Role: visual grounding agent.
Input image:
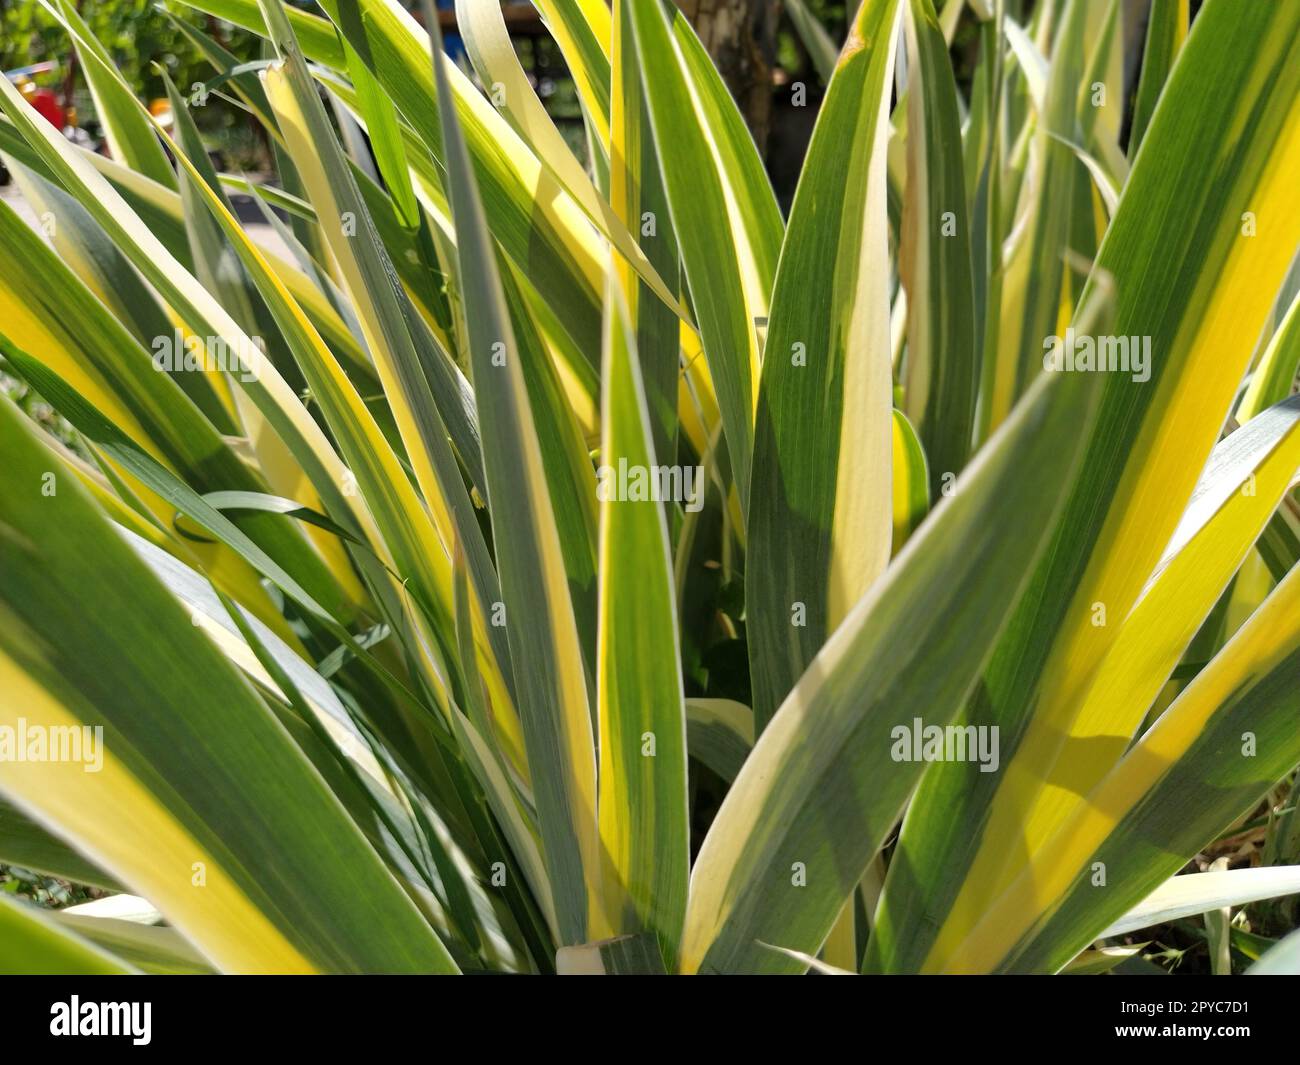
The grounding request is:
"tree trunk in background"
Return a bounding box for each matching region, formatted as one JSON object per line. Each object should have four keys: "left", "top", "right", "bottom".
{"left": 675, "top": 0, "right": 780, "bottom": 154}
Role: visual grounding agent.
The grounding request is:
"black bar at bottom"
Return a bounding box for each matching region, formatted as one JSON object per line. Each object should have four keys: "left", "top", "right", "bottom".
{"left": 0, "top": 972, "right": 1296, "bottom": 1052}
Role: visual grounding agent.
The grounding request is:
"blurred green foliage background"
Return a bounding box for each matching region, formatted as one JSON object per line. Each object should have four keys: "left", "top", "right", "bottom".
{"left": 0, "top": 0, "right": 254, "bottom": 103}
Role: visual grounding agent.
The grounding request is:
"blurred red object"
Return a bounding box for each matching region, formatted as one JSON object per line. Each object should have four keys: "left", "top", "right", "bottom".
{"left": 25, "top": 86, "right": 66, "bottom": 129}
{"left": 14, "top": 78, "right": 66, "bottom": 130}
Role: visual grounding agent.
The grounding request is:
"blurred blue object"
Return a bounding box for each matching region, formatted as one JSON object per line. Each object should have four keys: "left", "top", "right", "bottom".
{"left": 435, "top": 0, "right": 467, "bottom": 62}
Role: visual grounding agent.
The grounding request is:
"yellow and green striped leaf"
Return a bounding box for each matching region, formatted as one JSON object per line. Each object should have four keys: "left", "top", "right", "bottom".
{"left": 527, "top": 0, "right": 612, "bottom": 182}
{"left": 942, "top": 560, "right": 1300, "bottom": 972}
{"left": 422, "top": 1, "right": 600, "bottom": 947}
{"left": 455, "top": 0, "right": 683, "bottom": 327}
{"left": 966, "top": 395, "right": 1300, "bottom": 885}
{"left": 1239, "top": 287, "right": 1300, "bottom": 422}
{"left": 595, "top": 272, "right": 689, "bottom": 963}
{"left": 746, "top": 0, "right": 900, "bottom": 730}
{"left": 184, "top": 0, "right": 609, "bottom": 361}
{"left": 0, "top": 67, "right": 368, "bottom": 587}
{"left": 1128, "top": 0, "right": 1188, "bottom": 160}
{"left": 891, "top": 409, "right": 930, "bottom": 549}
{"left": 869, "top": 0, "right": 1300, "bottom": 973}
{"left": 899, "top": 0, "right": 978, "bottom": 494}
{"left": 609, "top": 0, "right": 682, "bottom": 468}
{"left": 680, "top": 363, "right": 1101, "bottom": 974}
{"left": 256, "top": 0, "right": 521, "bottom": 716}
{"left": 44, "top": 0, "right": 175, "bottom": 189}
{"left": 627, "top": 0, "right": 782, "bottom": 516}
{"left": 0, "top": 394, "right": 457, "bottom": 973}
{"left": 0, "top": 895, "right": 135, "bottom": 976}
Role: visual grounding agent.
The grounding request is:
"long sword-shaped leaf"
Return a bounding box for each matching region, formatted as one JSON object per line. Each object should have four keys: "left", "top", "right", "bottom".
{"left": 869, "top": 0, "right": 1300, "bottom": 974}
{"left": 968, "top": 3, "right": 1006, "bottom": 446}
{"left": 529, "top": 0, "right": 612, "bottom": 157}
{"left": 0, "top": 114, "right": 191, "bottom": 261}
{"left": 746, "top": 0, "right": 900, "bottom": 731}
{"left": 44, "top": 0, "right": 174, "bottom": 188}
{"left": 609, "top": 0, "right": 681, "bottom": 468}
{"left": 0, "top": 395, "right": 456, "bottom": 974}
{"left": 1100, "top": 867, "right": 1300, "bottom": 939}
{"left": 455, "top": 0, "right": 683, "bottom": 326}
{"left": 942, "top": 560, "right": 1300, "bottom": 972}
{"left": 335, "top": 0, "right": 420, "bottom": 227}
{"left": 900, "top": 0, "right": 978, "bottom": 496}
{"left": 991, "top": 0, "right": 1088, "bottom": 420}
{"left": 965, "top": 395, "right": 1300, "bottom": 882}
{"left": 498, "top": 261, "right": 601, "bottom": 669}
{"left": 680, "top": 362, "right": 1101, "bottom": 974}
{"left": 142, "top": 30, "right": 523, "bottom": 764}
{"left": 0, "top": 186, "right": 360, "bottom": 629}
{"left": 0, "top": 69, "right": 369, "bottom": 572}
{"left": 1239, "top": 287, "right": 1300, "bottom": 422}
{"left": 1127, "top": 0, "right": 1188, "bottom": 161}
{"left": 7, "top": 160, "right": 233, "bottom": 432}
{"left": 627, "top": 0, "right": 778, "bottom": 516}
{"left": 420, "top": 0, "right": 599, "bottom": 946}
{"left": 595, "top": 273, "right": 689, "bottom": 964}
{"left": 669, "top": 11, "right": 784, "bottom": 298}
{"left": 161, "top": 70, "right": 371, "bottom": 610}
{"left": 256, "top": 0, "right": 522, "bottom": 715}
{"left": 47, "top": 21, "right": 362, "bottom": 606}
{"left": 184, "top": 0, "right": 609, "bottom": 361}
{"left": 0, "top": 895, "right": 134, "bottom": 976}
